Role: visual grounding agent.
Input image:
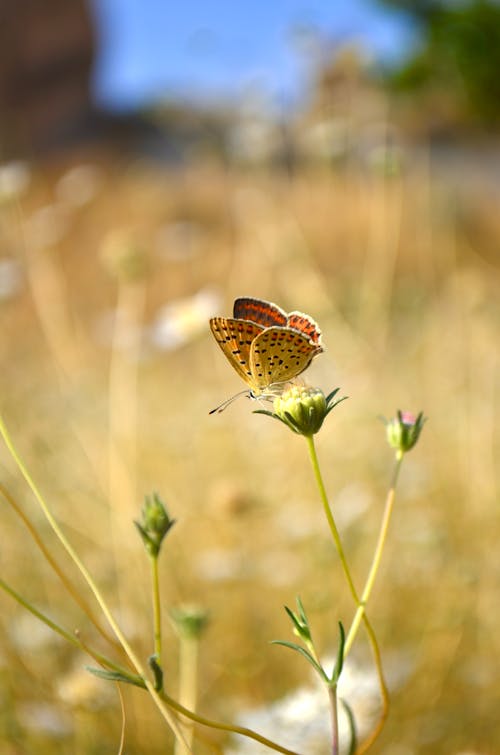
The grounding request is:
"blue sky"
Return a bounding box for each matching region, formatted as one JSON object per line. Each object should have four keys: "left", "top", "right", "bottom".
{"left": 90, "top": 0, "right": 413, "bottom": 111}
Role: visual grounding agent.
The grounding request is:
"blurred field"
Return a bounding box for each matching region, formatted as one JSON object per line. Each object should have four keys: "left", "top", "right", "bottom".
{"left": 0, "top": 149, "right": 499, "bottom": 754}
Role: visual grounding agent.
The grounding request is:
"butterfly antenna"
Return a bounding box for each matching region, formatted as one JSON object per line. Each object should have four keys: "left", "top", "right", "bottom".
{"left": 209, "top": 390, "right": 251, "bottom": 415}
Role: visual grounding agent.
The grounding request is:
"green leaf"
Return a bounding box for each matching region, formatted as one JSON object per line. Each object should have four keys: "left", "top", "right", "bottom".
{"left": 270, "top": 640, "right": 327, "bottom": 680}
{"left": 295, "top": 596, "right": 308, "bottom": 625}
{"left": 86, "top": 666, "right": 146, "bottom": 689}
{"left": 340, "top": 698, "right": 357, "bottom": 755}
{"left": 148, "top": 654, "right": 163, "bottom": 691}
{"left": 325, "top": 388, "right": 341, "bottom": 404}
{"left": 252, "top": 409, "right": 277, "bottom": 418}
{"left": 284, "top": 600, "right": 312, "bottom": 643}
{"left": 252, "top": 410, "right": 292, "bottom": 429}
{"left": 330, "top": 621, "right": 345, "bottom": 684}
{"left": 284, "top": 605, "right": 302, "bottom": 632}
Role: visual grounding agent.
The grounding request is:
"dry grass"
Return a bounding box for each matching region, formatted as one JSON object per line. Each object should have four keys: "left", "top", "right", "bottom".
{"left": 0, "top": 149, "right": 499, "bottom": 754}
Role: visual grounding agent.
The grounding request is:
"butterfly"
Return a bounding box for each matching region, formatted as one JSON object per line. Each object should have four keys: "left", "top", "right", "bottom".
{"left": 209, "top": 297, "right": 323, "bottom": 412}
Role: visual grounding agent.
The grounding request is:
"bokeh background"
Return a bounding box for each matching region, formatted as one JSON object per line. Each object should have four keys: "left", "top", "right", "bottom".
{"left": 0, "top": 1, "right": 499, "bottom": 753}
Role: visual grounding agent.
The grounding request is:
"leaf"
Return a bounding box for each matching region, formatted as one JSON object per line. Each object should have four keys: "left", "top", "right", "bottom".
{"left": 340, "top": 698, "right": 357, "bottom": 755}
{"left": 86, "top": 666, "right": 146, "bottom": 689}
{"left": 252, "top": 410, "right": 292, "bottom": 429}
{"left": 325, "top": 388, "right": 340, "bottom": 404}
{"left": 284, "top": 605, "right": 302, "bottom": 632}
{"left": 330, "top": 621, "right": 346, "bottom": 684}
{"left": 148, "top": 654, "right": 163, "bottom": 692}
{"left": 252, "top": 410, "right": 276, "bottom": 418}
{"left": 295, "top": 596, "right": 308, "bottom": 625}
{"left": 270, "top": 640, "right": 328, "bottom": 680}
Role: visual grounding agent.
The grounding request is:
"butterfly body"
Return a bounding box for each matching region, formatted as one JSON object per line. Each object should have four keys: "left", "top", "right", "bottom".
{"left": 210, "top": 297, "right": 323, "bottom": 398}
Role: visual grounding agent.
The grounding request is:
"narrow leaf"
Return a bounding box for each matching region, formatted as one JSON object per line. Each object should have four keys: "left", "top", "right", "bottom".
{"left": 330, "top": 621, "right": 346, "bottom": 683}
{"left": 271, "top": 640, "right": 327, "bottom": 679}
{"left": 295, "top": 596, "right": 308, "bottom": 625}
{"left": 284, "top": 605, "right": 302, "bottom": 632}
{"left": 340, "top": 698, "right": 357, "bottom": 755}
{"left": 325, "top": 388, "right": 340, "bottom": 403}
{"left": 86, "top": 666, "right": 146, "bottom": 689}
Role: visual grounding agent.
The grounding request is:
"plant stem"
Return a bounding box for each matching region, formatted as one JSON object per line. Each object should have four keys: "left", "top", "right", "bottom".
{"left": 0, "top": 574, "right": 299, "bottom": 755}
{"left": 344, "top": 453, "right": 403, "bottom": 754}
{"left": 345, "top": 454, "right": 403, "bottom": 656}
{"left": 328, "top": 685, "right": 339, "bottom": 755}
{"left": 150, "top": 554, "right": 162, "bottom": 663}
{"left": 305, "top": 435, "right": 390, "bottom": 747}
{"left": 0, "top": 481, "right": 121, "bottom": 653}
{"left": 0, "top": 415, "right": 190, "bottom": 752}
{"left": 0, "top": 576, "right": 141, "bottom": 683}
{"left": 174, "top": 635, "right": 198, "bottom": 755}
{"left": 161, "top": 689, "right": 301, "bottom": 755}
{"left": 305, "top": 435, "right": 358, "bottom": 601}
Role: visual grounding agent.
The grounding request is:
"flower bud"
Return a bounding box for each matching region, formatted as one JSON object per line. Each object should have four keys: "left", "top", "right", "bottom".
{"left": 255, "top": 385, "right": 346, "bottom": 436}
{"left": 135, "top": 493, "right": 175, "bottom": 558}
{"left": 170, "top": 605, "right": 210, "bottom": 640}
{"left": 273, "top": 385, "right": 328, "bottom": 436}
{"left": 386, "top": 411, "right": 425, "bottom": 456}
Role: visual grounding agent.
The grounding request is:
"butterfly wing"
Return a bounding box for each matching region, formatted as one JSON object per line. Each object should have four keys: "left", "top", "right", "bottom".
{"left": 249, "top": 326, "right": 322, "bottom": 390}
{"left": 210, "top": 317, "right": 264, "bottom": 389}
{"left": 233, "top": 297, "right": 287, "bottom": 328}
{"left": 287, "top": 311, "right": 323, "bottom": 347}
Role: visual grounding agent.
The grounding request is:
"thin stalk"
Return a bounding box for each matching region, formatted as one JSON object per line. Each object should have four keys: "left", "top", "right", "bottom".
{"left": 0, "top": 421, "right": 298, "bottom": 754}
{"left": 328, "top": 685, "right": 339, "bottom": 755}
{"left": 150, "top": 554, "right": 162, "bottom": 663}
{"left": 174, "top": 635, "right": 198, "bottom": 755}
{"left": 305, "top": 435, "right": 389, "bottom": 744}
{"left": 345, "top": 453, "right": 403, "bottom": 655}
{"left": 0, "top": 481, "right": 121, "bottom": 653}
{"left": 0, "top": 576, "right": 139, "bottom": 681}
{"left": 0, "top": 415, "right": 190, "bottom": 752}
{"left": 304, "top": 634, "right": 339, "bottom": 754}
{"left": 0, "top": 572, "right": 299, "bottom": 755}
{"left": 344, "top": 453, "right": 403, "bottom": 755}
{"left": 305, "top": 435, "right": 358, "bottom": 601}
{"left": 161, "top": 690, "right": 300, "bottom": 755}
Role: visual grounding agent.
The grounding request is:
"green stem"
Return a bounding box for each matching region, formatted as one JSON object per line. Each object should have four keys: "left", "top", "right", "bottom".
{"left": 0, "top": 576, "right": 142, "bottom": 683}
{"left": 345, "top": 453, "right": 403, "bottom": 656}
{"left": 0, "top": 481, "right": 121, "bottom": 653}
{"left": 160, "top": 690, "right": 300, "bottom": 755}
{"left": 150, "top": 554, "right": 162, "bottom": 663}
{"left": 328, "top": 685, "right": 339, "bottom": 755}
{"left": 0, "top": 415, "right": 190, "bottom": 752}
{"left": 305, "top": 434, "right": 390, "bottom": 743}
{"left": 174, "top": 635, "right": 198, "bottom": 755}
{"left": 0, "top": 574, "right": 299, "bottom": 755}
{"left": 305, "top": 435, "right": 359, "bottom": 604}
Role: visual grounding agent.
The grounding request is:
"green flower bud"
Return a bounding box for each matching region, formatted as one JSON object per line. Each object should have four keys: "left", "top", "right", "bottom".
{"left": 386, "top": 411, "right": 426, "bottom": 456}
{"left": 135, "top": 493, "right": 175, "bottom": 558}
{"left": 170, "top": 605, "right": 210, "bottom": 640}
{"left": 255, "top": 385, "right": 346, "bottom": 435}
{"left": 274, "top": 386, "right": 327, "bottom": 436}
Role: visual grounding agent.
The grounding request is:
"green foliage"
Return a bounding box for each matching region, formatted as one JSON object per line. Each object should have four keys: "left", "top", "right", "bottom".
{"left": 381, "top": 0, "right": 500, "bottom": 125}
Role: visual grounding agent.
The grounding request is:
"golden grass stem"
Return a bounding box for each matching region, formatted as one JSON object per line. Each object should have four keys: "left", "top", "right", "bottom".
{"left": 329, "top": 684, "right": 340, "bottom": 755}
{"left": 0, "top": 481, "right": 121, "bottom": 653}
{"left": 0, "top": 414, "right": 191, "bottom": 752}
{"left": 161, "top": 689, "right": 300, "bottom": 755}
{"left": 305, "top": 434, "right": 389, "bottom": 750}
{"left": 345, "top": 454, "right": 403, "bottom": 656}
{"left": 151, "top": 554, "right": 163, "bottom": 663}
{"left": 174, "top": 634, "right": 198, "bottom": 755}
{"left": 343, "top": 453, "right": 403, "bottom": 754}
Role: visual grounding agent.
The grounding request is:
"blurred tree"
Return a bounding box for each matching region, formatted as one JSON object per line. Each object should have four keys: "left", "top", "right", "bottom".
{"left": 378, "top": 0, "right": 500, "bottom": 128}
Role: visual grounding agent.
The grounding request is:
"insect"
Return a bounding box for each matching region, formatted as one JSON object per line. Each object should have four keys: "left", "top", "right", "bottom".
{"left": 209, "top": 297, "right": 323, "bottom": 412}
